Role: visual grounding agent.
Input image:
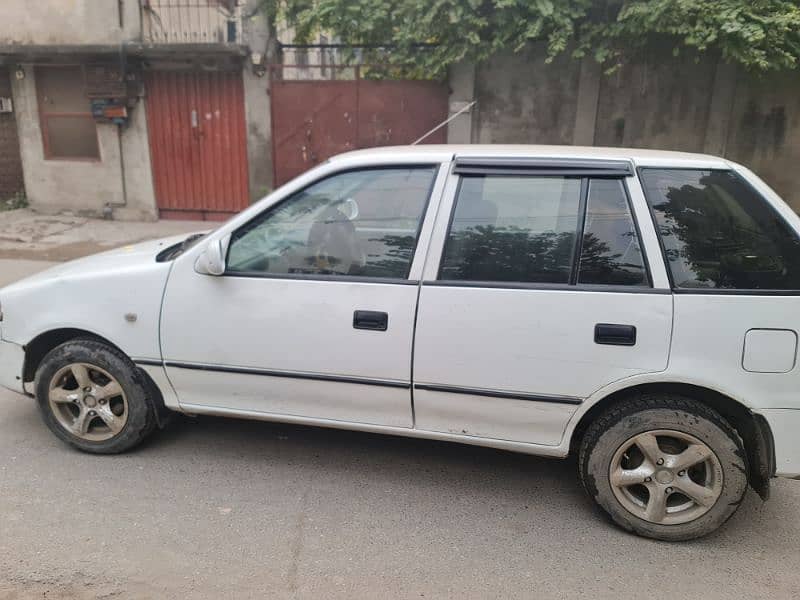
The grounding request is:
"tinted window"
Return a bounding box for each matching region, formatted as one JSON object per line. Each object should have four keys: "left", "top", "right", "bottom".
{"left": 641, "top": 169, "right": 800, "bottom": 290}
{"left": 578, "top": 179, "right": 648, "bottom": 286}
{"left": 227, "top": 166, "right": 436, "bottom": 278}
{"left": 440, "top": 176, "right": 582, "bottom": 283}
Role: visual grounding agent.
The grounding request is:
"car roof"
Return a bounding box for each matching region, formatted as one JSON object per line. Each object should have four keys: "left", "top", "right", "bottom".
{"left": 330, "top": 144, "right": 731, "bottom": 169}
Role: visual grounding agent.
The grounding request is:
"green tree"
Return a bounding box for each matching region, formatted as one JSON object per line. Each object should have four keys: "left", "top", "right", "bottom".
{"left": 581, "top": 0, "right": 800, "bottom": 72}
{"left": 262, "top": 0, "right": 800, "bottom": 78}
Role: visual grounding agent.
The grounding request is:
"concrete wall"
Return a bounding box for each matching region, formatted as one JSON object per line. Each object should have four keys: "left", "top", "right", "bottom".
{"left": 474, "top": 44, "right": 582, "bottom": 145}
{"left": 0, "top": 0, "right": 141, "bottom": 46}
{"left": 447, "top": 62, "right": 476, "bottom": 144}
{"left": 724, "top": 71, "right": 800, "bottom": 207}
{"left": 457, "top": 48, "right": 800, "bottom": 210}
{"left": 593, "top": 57, "right": 718, "bottom": 151}
{"left": 242, "top": 4, "right": 273, "bottom": 198}
{"left": 117, "top": 95, "right": 158, "bottom": 221}
{"left": 0, "top": 68, "right": 25, "bottom": 202}
{"left": 11, "top": 65, "right": 156, "bottom": 220}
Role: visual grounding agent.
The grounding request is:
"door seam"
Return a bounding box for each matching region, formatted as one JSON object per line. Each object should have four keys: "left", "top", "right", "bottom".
{"left": 409, "top": 158, "right": 455, "bottom": 429}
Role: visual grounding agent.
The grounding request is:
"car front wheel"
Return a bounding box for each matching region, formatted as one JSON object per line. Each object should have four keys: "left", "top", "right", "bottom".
{"left": 35, "top": 339, "right": 157, "bottom": 454}
{"left": 578, "top": 394, "right": 749, "bottom": 541}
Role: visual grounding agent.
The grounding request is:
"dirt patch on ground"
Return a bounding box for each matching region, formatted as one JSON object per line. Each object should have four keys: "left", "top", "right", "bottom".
{"left": 0, "top": 582, "right": 120, "bottom": 600}
{"left": 0, "top": 217, "right": 85, "bottom": 245}
{"left": 0, "top": 209, "right": 203, "bottom": 263}
{"left": 0, "top": 241, "right": 119, "bottom": 262}
{"left": 0, "top": 572, "right": 169, "bottom": 600}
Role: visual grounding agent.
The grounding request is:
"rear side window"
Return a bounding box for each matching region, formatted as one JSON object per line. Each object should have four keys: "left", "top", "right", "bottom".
{"left": 640, "top": 169, "right": 800, "bottom": 290}
{"left": 578, "top": 179, "right": 648, "bottom": 286}
{"left": 439, "top": 175, "right": 647, "bottom": 286}
{"left": 440, "top": 176, "right": 580, "bottom": 284}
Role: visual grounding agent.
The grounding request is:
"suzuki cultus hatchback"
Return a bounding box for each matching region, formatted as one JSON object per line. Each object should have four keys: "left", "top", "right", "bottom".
{"left": 2, "top": 145, "right": 798, "bottom": 540}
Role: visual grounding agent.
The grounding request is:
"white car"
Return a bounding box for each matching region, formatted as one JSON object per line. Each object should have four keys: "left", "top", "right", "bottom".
{"left": 2, "top": 145, "right": 799, "bottom": 541}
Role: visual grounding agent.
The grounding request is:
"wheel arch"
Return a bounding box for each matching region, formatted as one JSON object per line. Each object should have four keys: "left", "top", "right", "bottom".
{"left": 570, "top": 381, "right": 775, "bottom": 500}
{"left": 22, "top": 328, "right": 170, "bottom": 428}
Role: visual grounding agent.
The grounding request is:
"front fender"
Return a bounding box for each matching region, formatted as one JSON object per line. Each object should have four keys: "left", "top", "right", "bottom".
{"left": 1, "top": 262, "right": 171, "bottom": 362}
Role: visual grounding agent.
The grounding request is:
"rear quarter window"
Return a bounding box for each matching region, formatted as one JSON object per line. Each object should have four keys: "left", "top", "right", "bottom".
{"left": 640, "top": 168, "right": 800, "bottom": 290}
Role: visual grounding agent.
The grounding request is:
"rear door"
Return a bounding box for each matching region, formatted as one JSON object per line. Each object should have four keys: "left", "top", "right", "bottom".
{"left": 412, "top": 157, "right": 673, "bottom": 445}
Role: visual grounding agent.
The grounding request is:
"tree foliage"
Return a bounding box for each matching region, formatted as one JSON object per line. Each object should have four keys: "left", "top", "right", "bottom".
{"left": 264, "top": 0, "right": 800, "bottom": 78}
{"left": 582, "top": 0, "right": 800, "bottom": 71}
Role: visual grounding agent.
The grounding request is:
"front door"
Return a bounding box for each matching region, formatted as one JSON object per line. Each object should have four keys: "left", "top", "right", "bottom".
{"left": 413, "top": 161, "right": 673, "bottom": 445}
{"left": 160, "top": 164, "right": 443, "bottom": 427}
{"left": 145, "top": 70, "right": 250, "bottom": 220}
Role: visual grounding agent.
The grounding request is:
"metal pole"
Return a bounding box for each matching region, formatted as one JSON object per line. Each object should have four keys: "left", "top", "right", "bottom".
{"left": 411, "top": 100, "right": 476, "bottom": 145}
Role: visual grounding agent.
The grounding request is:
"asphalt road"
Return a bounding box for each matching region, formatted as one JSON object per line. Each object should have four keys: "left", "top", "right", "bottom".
{"left": 2, "top": 260, "right": 800, "bottom": 599}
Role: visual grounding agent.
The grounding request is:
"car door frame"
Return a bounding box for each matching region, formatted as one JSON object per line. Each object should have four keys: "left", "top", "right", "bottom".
{"left": 412, "top": 154, "right": 674, "bottom": 447}
{"left": 156, "top": 151, "right": 454, "bottom": 428}
{"left": 420, "top": 155, "right": 671, "bottom": 288}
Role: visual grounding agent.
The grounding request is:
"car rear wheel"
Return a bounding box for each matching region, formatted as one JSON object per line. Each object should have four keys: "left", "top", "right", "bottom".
{"left": 578, "top": 394, "right": 749, "bottom": 541}
{"left": 35, "top": 339, "right": 157, "bottom": 454}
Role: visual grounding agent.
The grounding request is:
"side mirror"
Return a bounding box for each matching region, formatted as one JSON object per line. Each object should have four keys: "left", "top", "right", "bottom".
{"left": 194, "top": 236, "right": 228, "bottom": 276}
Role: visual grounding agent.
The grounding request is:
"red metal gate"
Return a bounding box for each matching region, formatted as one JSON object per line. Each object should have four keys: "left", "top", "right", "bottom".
{"left": 270, "top": 67, "right": 449, "bottom": 185}
{"left": 146, "top": 71, "right": 249, "bottom": 220}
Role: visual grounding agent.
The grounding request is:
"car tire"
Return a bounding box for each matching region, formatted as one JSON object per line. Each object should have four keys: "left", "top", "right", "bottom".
{"left": 578, "top": 394, "right": 748, "bottom": 541}
{"left": 35, "top": 339, "right": 158, "bottom": 454}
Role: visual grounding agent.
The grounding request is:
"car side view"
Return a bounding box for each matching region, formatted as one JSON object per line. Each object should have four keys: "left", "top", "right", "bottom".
{"left": 1, "top": 145, "right": 798, "bottom": 541}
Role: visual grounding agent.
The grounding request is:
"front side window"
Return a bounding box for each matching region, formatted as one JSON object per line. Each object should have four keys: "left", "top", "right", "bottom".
{"left": 640, "top": 169, "right": 800, "bottom": 290}
{"left": 227, "top": 166, "right": 437, "bottom": 279}
{"left": 439, "top": 175, "right": 647, "bottom": 286}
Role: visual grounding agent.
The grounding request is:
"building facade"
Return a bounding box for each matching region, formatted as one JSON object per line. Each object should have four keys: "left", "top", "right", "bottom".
{"left": 0, "top": 0, "right": 272, "bottom": 220}
{"left": 2, "top": 6, "right": 799, "bottom": 220}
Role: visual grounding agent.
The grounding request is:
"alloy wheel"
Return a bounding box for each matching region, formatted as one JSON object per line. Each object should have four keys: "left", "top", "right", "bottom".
{"left": 609, "top": 429, "right": 724, "bottom": 525}
{"left": 48, "top": 363, "right": 128, "bottom": 442}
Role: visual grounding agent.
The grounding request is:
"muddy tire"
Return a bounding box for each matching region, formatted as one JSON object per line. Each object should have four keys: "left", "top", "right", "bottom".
{"left": 35, "top": 339, "right": 157, "bottom": 454}
{"left": 578, "top": 394, "right": 748, "bottom": 541}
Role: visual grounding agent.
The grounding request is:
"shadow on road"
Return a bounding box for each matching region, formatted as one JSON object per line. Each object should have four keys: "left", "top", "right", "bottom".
{"left": 156, "top": 412, "right": 583, "bottom": 483}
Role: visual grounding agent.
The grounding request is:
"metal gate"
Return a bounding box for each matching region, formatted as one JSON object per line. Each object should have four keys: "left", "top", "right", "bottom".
{"left": 146, "top": 70, "right": 249, "bottom": 220}
{"left": 270, "top": 66, "right": 449, "bottom": 185}
{"left": 0, "top": 68, "right": 25, "bottom": 204}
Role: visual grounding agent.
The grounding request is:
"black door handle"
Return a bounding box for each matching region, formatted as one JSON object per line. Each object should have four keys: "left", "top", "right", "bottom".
{"left": 595, "top": 323, "right": 636, "bottom": 346}
{"left": 353, "top": 310, "right": 388, "bottom": 331}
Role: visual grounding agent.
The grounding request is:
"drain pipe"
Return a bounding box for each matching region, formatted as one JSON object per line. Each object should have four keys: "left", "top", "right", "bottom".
{"left": 104, "top": 131, "right": 128, "bottom": 220}
{"left": 118, "top": 126, "right": 128, "bottom": 210}
{"left": 105, "top": 42, "right": 131, "bottom": 220}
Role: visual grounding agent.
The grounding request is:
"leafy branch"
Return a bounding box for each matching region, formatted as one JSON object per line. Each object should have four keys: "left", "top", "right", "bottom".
{"left": 262, "top": 0, "right": 800, "bottom": 78}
